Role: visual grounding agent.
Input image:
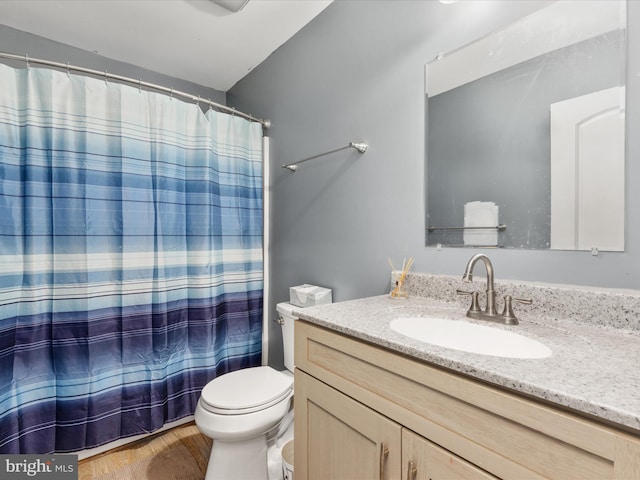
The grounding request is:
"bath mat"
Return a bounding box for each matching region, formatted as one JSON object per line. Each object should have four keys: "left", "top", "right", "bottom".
{"left": 93, "top": 443, "right": 203, "bottom": 480}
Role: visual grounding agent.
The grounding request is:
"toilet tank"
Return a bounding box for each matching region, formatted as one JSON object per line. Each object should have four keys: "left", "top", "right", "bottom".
{"left": 276, "top": 302, "right": 299, "bottom": 373}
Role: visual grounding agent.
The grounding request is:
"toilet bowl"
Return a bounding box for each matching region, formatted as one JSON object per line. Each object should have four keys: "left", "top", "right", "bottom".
{"left": 195, "top": 302, "right": 299, "bottom": 480}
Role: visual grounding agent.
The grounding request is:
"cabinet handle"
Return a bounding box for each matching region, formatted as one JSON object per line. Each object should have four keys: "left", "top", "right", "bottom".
{"left": 406, "top": 460, "right": 417, "bottom": 480}
{"left": 379, "top": 443, "right": 389, "bottom": 480}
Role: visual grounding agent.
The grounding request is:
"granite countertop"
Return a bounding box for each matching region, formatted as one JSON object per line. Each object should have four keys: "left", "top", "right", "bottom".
{"left": 294, "top": 294, "right": 640, "bottom": 434}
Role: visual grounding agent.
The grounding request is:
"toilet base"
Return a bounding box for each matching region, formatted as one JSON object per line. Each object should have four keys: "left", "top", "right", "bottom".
{"left": 206, "top": 435, "right": 268, "bottom": 480}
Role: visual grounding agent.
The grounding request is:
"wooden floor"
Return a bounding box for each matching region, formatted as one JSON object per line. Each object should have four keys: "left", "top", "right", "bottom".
{"left": 78, "top": 422, "right": 212, "bottom": 480}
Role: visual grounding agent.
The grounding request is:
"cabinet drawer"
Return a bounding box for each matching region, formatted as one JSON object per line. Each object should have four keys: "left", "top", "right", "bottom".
{"left": 295, "top": 321, "right": 640, "bottom": 480}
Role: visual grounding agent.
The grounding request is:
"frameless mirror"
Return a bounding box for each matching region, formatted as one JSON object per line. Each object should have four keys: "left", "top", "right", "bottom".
{"left": 425, "top": 0, "right": 626, "bottom": 251}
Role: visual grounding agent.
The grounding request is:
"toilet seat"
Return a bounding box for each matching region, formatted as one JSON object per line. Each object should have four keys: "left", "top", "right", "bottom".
{"left": 200, "top": 366, "right": 293, "bottom": 415}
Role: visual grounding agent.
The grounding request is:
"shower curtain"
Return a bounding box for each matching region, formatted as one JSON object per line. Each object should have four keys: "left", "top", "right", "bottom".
{"left": 0, "top": 64, "right": 264, "bottom": 453}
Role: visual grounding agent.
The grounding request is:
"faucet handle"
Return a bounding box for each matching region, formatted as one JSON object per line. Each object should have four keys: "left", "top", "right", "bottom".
{"left": 456, "top": 289, "right": 481, "bottom": 313}
{"left": 500, "top": 295, "right": 532, "bottom": 325}
{"left": 513, "top": 296, "right": 533, "bottom": 306}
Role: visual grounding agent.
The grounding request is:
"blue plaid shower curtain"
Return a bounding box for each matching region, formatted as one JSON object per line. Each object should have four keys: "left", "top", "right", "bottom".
{"left": 0, "top": 64, "right": 264, "bottom": 453}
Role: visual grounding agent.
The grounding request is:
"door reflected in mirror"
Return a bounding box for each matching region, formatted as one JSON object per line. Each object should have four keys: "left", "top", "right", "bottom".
{"left": 425, "top": 0, "right": 626, "bottom": 251}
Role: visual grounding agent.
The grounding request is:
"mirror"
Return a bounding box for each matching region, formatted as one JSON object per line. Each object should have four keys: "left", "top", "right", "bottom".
{"left": 425, "top": 0, "right": 626, "bottom": 251}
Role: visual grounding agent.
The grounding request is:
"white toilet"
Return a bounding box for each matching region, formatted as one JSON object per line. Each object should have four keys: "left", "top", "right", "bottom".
{"left": 195, "top": 302, "right": 298, "bottom": 480}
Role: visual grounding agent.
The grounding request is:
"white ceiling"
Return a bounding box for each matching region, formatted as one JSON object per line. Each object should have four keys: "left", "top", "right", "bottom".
{"left": 0, "top": 0, "right": 333, "bottom": 91}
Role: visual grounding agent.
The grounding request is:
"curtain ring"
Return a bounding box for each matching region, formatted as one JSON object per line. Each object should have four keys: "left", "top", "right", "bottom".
{"left": 139, "top": 78, "right": 142, "bottom": 92}
{"left": 196, "top": 95, "right": 200, "bottom": 106}
{"left": 104, "top": 70, "right": 108, "bottom": 85}
{"left": 170, "top": 87, "right": 174, "bottom": 100}
{"left": 66, "top": 61, "right": 71, "bottom": 77}
{"left": 25, "top": 54, "right": 30, "bottom": 69}
{"left": 207, "top": 98, "right": 212, "bottom": 111}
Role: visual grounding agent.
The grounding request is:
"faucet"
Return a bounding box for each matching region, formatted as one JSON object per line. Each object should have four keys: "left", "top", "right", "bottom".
{"left": 457, "top": 254, "right": 532, "bottom": 325}
{"left": 461, "top": 253, "right": 497, "bottom": 316}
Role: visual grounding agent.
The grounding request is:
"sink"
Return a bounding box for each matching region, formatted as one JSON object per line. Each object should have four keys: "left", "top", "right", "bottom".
{"left": 389, "top": 317, "right": 552, "bottom": 359}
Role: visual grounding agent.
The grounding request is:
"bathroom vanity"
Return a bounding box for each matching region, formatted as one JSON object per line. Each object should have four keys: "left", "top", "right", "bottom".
{"left": 292, "top": 277, "right": 640, "bottom": 479}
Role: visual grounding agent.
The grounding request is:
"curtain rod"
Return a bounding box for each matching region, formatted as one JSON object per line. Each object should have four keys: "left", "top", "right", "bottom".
{"left": 282, "top": 142, "right": 368, "bottom": 172}
{"left": 0, "top": 51, "right": 270, "bottom": 129}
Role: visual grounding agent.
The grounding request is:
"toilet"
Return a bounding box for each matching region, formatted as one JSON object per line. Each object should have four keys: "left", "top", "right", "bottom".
{"left": 195, "top": 302, "right": 298, "bottom": 480}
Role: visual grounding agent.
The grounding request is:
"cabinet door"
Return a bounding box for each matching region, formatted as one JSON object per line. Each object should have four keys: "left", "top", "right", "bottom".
{"left": 402, "top": 429, "right": 498, "bottom": 480}
{"left": 295, "top": 369, "right": 402, "bottom": 480}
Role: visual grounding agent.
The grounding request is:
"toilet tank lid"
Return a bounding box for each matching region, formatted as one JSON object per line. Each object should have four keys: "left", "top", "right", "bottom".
{"left": 276, "top": 302, "right": 298, "bottom": 317}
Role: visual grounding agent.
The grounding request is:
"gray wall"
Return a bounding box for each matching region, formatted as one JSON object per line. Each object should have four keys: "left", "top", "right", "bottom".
{"left": 228, "top": 0, "right": 640, "bottom": 369}
{"left": 0, "top": 25, "right": 226, "bottom": 105}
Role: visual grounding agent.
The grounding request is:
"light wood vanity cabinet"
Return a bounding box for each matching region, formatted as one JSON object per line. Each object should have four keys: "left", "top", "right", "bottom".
{"left": 296, "top": 368, "right": 493, "bottom": 480}
{"left": 294, "top": 320, "right": 640, "bottom": 480}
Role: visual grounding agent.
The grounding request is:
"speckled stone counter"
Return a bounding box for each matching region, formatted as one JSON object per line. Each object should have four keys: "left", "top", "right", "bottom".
{"left": 293, "top": 274, "right": 640, "bottom": 434}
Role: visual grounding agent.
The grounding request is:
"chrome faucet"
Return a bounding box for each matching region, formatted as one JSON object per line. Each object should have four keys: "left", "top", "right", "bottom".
{"left": 457, "top": 253, "right": 531, "bottom": 325}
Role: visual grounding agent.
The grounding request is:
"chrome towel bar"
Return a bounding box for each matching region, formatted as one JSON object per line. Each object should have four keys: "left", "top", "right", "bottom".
{"left": 282, "top": 142, "right": 367, "bottom": 172}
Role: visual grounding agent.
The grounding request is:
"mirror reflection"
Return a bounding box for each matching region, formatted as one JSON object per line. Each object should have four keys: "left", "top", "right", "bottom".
{"left": 425, "top": 0, "right": 626, "bottom": 251}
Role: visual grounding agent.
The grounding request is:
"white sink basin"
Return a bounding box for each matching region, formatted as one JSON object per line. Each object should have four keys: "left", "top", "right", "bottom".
{"left": 389, "top": 317, "right": 552, "bottom": 359}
